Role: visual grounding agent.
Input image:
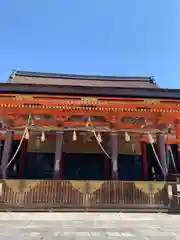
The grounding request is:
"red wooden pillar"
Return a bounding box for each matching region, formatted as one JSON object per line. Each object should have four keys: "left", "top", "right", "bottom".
{"left": 19, "top": 139, "right": 28, "bottom": 178}
{"left": 140, "top": 139, "right": 148, "bottom": 180}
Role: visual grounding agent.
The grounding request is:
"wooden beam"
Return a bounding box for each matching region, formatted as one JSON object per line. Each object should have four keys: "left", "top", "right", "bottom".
{"left": 0, "top": 105, "right": 180, "bottom": 124}
{"left": 1, "top": 95, "right": 180, "bottom": 111}
{"left": 0, "top": 133, "right": 178, "bottom": 144}
{"left": 1, "top": 93, "right": 180, "bottom": 104}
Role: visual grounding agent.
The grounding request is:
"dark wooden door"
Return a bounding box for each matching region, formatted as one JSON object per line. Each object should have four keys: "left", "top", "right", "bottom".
{"left": 63, "top": 153, "right": 105, "bottom": 180}
{"left": 118, "top": 154, "right": 143, "bottom": 181}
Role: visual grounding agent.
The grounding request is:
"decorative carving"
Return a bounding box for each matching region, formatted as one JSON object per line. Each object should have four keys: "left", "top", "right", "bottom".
{"left": 15, "top": 95, "right": 34, "bottom": 100}
{"left": 122, "top": 117, "right": 146, "bottom": 124}
{"left": 87, "top": 181, "right": 103, "bottom": 194}
{"left": 106, "top": 115, "right": 117, "bottom": 124}
{"left": 56, "top": 115, "right": 69, "bottom": 122}
{"left": 70, "top": 181, "right": 103, "bottom": 194}
{"left": 7, "top": 114, "right": 17, "bottom": 120}
{"left": 144, "top": 99, "right": 160, "bottom": 105}
{"left": 81, "top": 98, "right": 99, "bottom": 104}
{"left": 70, "top": 181, "right": 85, "bottom": 193}
{"left": 55, "top": 115, "right": 69, "bottom": 127}
{"left": 68, "top": 115, "right": 106, "bottom": 123}
{"left": 5, "top": 180, "right": 39, "bottom": 193}
{"left": 135, "top": 182, "right": 165, "bottom": 194}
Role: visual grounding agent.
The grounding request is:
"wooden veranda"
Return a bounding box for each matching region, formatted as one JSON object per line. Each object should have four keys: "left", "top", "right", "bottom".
{"left": 0, "top": 179, "right": 176, "bottom": 212}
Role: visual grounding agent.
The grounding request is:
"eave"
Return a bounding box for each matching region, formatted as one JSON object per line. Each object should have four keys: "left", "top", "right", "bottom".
{"left": 0, "top": 83, "right": 180, "bottom": 99}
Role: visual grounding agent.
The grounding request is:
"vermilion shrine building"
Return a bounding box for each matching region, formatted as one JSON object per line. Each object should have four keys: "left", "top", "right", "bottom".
{"left": 0, "top": 70, "right": 180, "bottom": 181}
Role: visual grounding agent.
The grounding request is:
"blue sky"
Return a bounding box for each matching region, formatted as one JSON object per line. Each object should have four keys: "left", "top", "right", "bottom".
{"left": 0, "top": 0, "right": 179, "bottom": 88}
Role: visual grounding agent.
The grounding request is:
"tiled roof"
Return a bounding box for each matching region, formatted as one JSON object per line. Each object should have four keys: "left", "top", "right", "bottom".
{"left": 8, "top": 70, "right": 159, "bottom": 89}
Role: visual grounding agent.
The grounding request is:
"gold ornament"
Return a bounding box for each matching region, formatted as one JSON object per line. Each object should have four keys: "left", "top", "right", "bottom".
{"left": 5, "top": 180, "right": 39, "bottom": 193}
{"left": 87, "top": 181, "right": 103, "bottom": 194}
{"left": 70, "top": 181, "right": 85, "bottom": 193}
{"left": 70, "top": 181, "right": 103, "bottom": 194}
{"left": 135, "top": 181, "right": 165, "bottom": 194}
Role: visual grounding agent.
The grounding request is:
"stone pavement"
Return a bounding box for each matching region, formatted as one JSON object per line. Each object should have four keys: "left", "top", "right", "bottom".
{"left": 0, "top": 212, "right": 180, "bottom": 239}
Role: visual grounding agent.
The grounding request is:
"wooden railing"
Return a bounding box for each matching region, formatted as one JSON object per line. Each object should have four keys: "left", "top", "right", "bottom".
{"left": 0, "top": 180, "right": 172, "bottom": 211}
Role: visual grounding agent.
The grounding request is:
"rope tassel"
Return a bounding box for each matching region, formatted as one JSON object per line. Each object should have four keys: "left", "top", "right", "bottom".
{"left": 72, "top": 130, "right": 77, "bottom": 141}
{"left": 125, "top": 132, "right": 130, "bottom": 142}
{"left": 148, "top": 132, "right": 154, "bottom": 144}
{"left": 97, "top": 132, "right": 102, "bottom": 143}
{"left": 41, "top": 131, "right": 45, "bottom": 142}
{"left": 24, "top": 128, "right": 30, "bottom": 140}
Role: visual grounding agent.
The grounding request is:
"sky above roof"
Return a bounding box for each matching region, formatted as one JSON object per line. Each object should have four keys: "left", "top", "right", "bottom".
{"left": 0, "top": 0, "right": 179, "bottom": 88}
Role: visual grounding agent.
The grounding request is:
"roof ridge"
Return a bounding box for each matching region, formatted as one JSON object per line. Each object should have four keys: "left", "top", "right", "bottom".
{"left": 10, "top": 70, "right": 156, "bottom": 84}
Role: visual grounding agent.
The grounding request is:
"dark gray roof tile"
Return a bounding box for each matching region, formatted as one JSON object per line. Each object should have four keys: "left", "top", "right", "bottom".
{"left": 8, "top": 70, "right": 159, "bottom": 89}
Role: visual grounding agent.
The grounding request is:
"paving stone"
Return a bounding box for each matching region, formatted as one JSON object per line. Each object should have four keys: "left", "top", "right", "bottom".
{"left": 0, "top": 213, "right": 179, "bottom": 239}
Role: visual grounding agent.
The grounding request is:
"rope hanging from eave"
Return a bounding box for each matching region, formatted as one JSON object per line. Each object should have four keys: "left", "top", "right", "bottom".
{"left": 165, "top": 131, "right": 178, "bottom": 173}
{"left": 8, "top": 117, "right": 178, "bottom": 179}
{"left": 2, "top": 115, "right": 32, "bottom": 174}
{"left": 148, "top": 132, "right": 168, "bottom": 178}
{"left": 168, "top": 145, "right": 178, "bottom": 173}
{"left": 86, "top": 117, "right": 111, "bottom": 159}
{"left": 149, "top": 133, "right": 179, "bottom": 178}
{"left": 166, "top": 133, "right": 178, "bottom": 173}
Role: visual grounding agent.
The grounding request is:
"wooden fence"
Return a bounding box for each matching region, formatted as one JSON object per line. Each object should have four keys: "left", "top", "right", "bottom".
{"left": 0, "top": 180, "right": 174, "bottom": 211}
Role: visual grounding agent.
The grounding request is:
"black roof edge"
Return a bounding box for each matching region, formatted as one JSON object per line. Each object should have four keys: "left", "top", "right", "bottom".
{"left": 9, "top": 70, "right": 156, "bottom": 84}
{"left": 0, "top": 83, "right": 179, "bottom": 99}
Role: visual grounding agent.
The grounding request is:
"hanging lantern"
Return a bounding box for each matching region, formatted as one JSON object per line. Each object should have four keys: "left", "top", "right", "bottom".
{"left": 41, "top": 131, "right": 45, "bottom": 142}
{"left": 148, "top": 133, "right": 154, "bottom": 144}
{"left": 97, "top": 132, "right": 102, "bottom": 143}
{"left": 72, "top": 130, "right": 77, "bottom": 141}
{"left": 24, "top": 128, "right": 29, "bottom": 140}
{"left": 125, "top": 132, "right": 130, "bottom": 142}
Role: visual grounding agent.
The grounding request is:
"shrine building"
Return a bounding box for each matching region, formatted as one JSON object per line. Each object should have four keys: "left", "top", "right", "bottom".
{"left": 0, "top": 70, "right": 180, "bottom": 181}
